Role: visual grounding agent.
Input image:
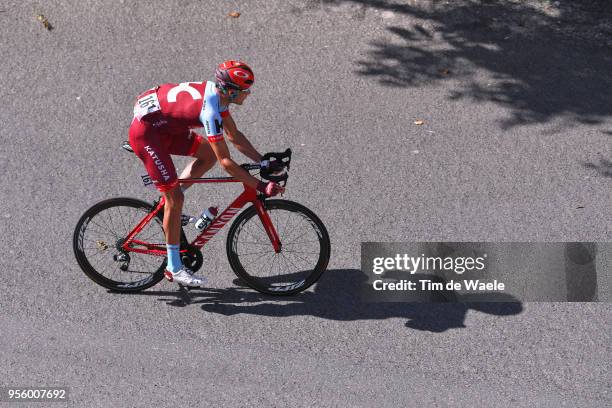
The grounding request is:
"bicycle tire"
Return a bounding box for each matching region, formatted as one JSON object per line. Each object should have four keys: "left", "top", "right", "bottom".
{"left": 226, "top": 199, "right": 330, "bottom": 295}
{"left": 73, "top": 197, "right": 166, "bottom": 292}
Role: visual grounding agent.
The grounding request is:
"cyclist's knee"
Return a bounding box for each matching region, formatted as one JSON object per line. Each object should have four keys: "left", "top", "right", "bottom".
{"left": 163, "top": 185, "right": 184, "bottom": 207}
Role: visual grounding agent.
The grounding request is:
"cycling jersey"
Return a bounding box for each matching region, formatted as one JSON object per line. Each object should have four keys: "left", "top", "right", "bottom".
{"left": 133, "top": 81, "right": 231, "bottom": 143}
{"left": 129, "top": 81, "right": 232, "bottom": 192}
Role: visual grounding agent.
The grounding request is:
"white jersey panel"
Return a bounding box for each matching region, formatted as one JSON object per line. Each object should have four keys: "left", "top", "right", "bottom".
{"left": 199, "top": 81, "right": 229, "bottom": 142}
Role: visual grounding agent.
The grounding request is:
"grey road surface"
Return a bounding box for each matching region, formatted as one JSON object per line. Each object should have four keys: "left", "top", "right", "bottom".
{"left": 1, "top": 1, "right": 611, "bottom": 407}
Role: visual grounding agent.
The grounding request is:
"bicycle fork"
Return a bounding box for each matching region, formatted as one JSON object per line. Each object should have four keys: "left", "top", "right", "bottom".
{"left": 254, "top": 199, "right": 282, "bottom": 253}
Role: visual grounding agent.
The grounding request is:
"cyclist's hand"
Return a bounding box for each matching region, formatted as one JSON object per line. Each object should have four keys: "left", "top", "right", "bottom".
{"left": 257, "top": 181, "right": 285, "bottom": 197}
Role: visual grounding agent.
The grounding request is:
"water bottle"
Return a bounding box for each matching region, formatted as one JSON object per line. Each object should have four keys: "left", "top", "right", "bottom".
{"left": 194, "top": 207, "right": 218, "bottom": 231}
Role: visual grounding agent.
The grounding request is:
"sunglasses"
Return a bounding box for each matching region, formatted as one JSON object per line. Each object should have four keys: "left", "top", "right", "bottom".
{"left": 226, "top": 84, "right": 250, "bottom": 93}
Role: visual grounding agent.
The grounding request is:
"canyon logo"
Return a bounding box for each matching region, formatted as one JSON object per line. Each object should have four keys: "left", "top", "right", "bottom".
{"left": 193, "top": 207, "right": 242, "bottom": 246}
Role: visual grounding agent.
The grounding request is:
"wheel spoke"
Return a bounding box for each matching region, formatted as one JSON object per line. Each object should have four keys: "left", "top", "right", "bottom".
{"left": 104, "top": 207, "right": 120, "bottom": 239}
{"left": 237, "top": 250, "right": 275, "bottom": 257}
{"left": 284, "top": 249, "right": 314, "bottom": 266}
{"left": 282, "top": 249, "right": 320, "bottom": 255}
{"left": 88, "top": 219, "right": 119, "bottom": 239}
{"left": 116, "top": 207, "right": 129, "bottom": 238}
{"left": 282, "top": 241, "right": 322, "bottom": 245}
{"left": 282, "top": 225, "right": 311, "bottom": 246}
{"left": 235, "top": 240, "right": 273, "bottom": 245}
{"left": 279, "top": 251, "right": 302, "bottom": 272}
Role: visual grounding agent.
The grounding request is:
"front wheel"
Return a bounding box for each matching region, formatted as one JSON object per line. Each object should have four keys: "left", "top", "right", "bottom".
{"left": 226, "top": 199, "right": 331, "bottom": 295}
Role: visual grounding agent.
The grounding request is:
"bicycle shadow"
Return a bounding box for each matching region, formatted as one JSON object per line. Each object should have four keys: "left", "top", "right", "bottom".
{"left": 129, "top": 269, "right": 523, "bottom": 332}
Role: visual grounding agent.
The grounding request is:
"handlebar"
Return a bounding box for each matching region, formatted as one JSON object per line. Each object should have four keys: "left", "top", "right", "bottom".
{"left": 241, "top": 148, "right": 292, "bottom": 184}
{"left": 240, "top": 163, "right": 261, "bottom": 171}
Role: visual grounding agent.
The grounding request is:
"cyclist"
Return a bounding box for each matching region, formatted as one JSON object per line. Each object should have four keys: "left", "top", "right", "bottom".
{"left": 128, "top": 60, "right": 284, "bottom": 287}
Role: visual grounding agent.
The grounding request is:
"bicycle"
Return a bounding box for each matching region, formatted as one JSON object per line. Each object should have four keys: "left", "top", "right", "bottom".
{"left": 73, "top": 145, "right": 330, "bottom": 295}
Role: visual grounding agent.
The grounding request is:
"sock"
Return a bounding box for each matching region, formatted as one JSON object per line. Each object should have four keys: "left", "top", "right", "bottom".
{"left": 166, "top": 244, "right": 182, "bottom": 273}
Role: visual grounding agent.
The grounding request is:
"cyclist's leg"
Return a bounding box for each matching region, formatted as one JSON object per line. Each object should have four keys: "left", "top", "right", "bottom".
{"left": 160, "top": 185, "right": 184, "bottom": 274}
{"left": 167, "top": 130, "right": 217, "bottom": 191}
{"left": 128, "top": 119, "right": 182, "bottom": 247}
{"left": 129, "top": 121, "right": 206, "bottom": 285}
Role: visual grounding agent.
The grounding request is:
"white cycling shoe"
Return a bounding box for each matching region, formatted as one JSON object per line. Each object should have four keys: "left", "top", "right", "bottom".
{"left": 164, "top": 266, "right": 207, "bottom": 287}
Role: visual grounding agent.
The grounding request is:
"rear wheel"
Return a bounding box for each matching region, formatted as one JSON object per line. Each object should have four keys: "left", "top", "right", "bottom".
{"left": 226, "top": 199, "right": 330, "bottom": 295}
{"left": 73, "top": 197, "right": 167, "bottom": 292}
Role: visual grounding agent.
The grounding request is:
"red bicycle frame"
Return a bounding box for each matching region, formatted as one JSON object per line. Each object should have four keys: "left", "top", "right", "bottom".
{"left": 121, "top": 177, "right": 281, "bottom": 256}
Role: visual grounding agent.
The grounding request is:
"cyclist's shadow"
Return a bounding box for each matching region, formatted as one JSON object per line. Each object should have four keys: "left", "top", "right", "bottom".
{"left": 152, "top": 269, "right": 523, "bottom": 332}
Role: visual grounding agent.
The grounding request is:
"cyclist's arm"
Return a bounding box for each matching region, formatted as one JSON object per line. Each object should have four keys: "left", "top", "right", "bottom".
{"left": 223, "top": 114, "right": 262, "bottom": 162}
{"left": 208, "top": 137, "right": 261, "bottom": 189}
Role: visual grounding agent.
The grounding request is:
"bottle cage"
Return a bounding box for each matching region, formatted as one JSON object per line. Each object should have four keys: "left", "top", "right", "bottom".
{"left": 260, "top": 148, "right": 292, "bottom": 183}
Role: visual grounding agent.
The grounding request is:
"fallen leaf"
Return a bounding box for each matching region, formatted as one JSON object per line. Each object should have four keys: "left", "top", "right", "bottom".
{"left": 414, "top": 120, "right": 425, "bottom": 125}
{"left": 36, "top": 14, "right": 52, "bottom": 30}
{"left": 228, "top": 11, "right": 241, "bottom": 18}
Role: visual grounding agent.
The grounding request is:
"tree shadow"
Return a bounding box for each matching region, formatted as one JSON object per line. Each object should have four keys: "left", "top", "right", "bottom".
{"left": 123, "top": 269, "right": 523, "bottom": 333}
{"left": 582, "top": 157, "right": 612, "bottom": 178}
{"left": 326, "top": 0, "right": 612, "bottom": 128}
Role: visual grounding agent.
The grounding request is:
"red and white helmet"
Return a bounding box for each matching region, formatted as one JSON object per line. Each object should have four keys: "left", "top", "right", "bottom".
{"left": 215, "top": 60, "right": 254, "bottom": 91}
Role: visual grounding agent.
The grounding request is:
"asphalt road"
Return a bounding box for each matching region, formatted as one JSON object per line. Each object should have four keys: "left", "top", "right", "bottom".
{"left": 1, "top": 1, "right": 611, "bottom": 407}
